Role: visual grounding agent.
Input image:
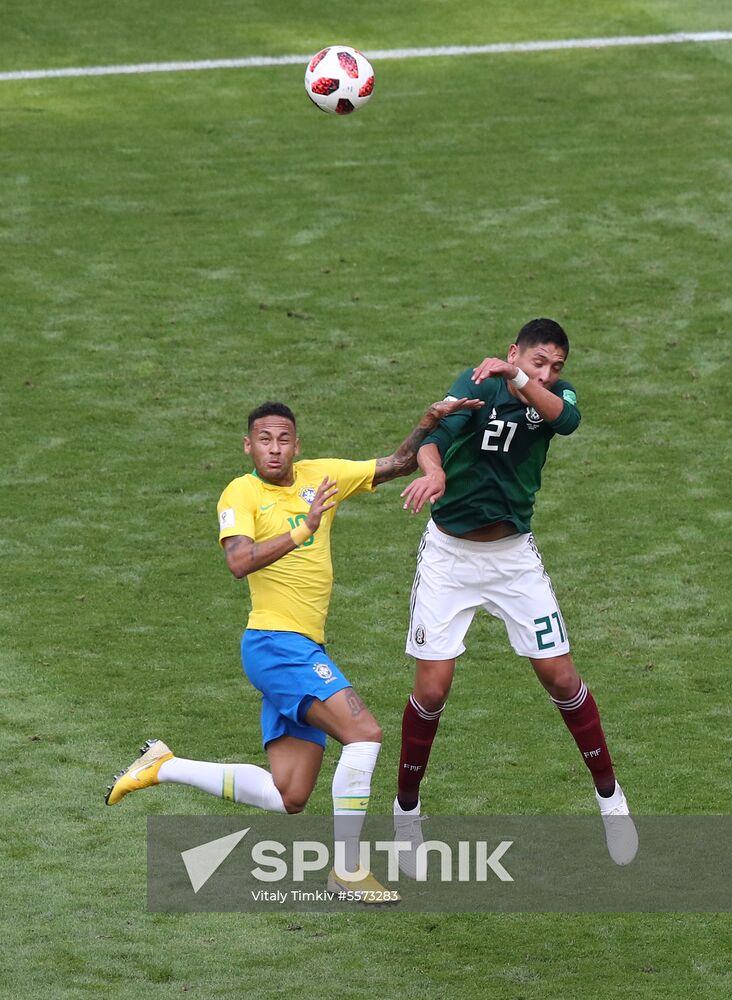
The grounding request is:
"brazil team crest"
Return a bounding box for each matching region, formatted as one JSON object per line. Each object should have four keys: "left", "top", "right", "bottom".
{"left": 313, "top": 662, "right": 335, "bottom": 683}
{"left": 299, "top": 487, "right": 317, "bottom": 504}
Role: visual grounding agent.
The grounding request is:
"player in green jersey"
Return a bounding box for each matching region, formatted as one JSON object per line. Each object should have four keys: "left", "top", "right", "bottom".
{"left": 393, "top": 318, "right": 637, "bottom": 871}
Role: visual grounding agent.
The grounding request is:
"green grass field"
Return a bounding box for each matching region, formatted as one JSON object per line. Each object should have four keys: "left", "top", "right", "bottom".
{"left": 2, "top": 2, "right": 731, "bottom": 997}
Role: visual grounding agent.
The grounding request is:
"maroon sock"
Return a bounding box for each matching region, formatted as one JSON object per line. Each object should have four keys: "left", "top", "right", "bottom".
{"left": 397, "top": 695, "right": 445, "bottom": 809}
{"left": 552, "top": 681, "right": 616, "bottom": 793}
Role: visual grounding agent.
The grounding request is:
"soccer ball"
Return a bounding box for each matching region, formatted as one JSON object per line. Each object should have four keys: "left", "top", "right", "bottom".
{"left": 304, "top": 45, "right": 375, "bottom": 115}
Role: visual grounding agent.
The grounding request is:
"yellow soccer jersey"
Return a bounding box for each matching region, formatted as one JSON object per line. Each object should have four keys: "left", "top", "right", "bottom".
{"left": 217, "top": 458, "right": 377, "bottom": 644}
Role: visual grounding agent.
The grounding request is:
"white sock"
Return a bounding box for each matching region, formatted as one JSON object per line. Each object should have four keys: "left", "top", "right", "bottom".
{"left": 394, "top": 796, "right": 421, "bottom": 815}
{"left": 158, "top": 757, "right": 286, "bottom": 813}
{"left": 332, "top": 741, "right": 381, "bottom": 877}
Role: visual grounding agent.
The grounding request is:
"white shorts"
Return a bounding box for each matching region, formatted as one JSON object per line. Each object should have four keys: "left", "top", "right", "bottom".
{"left": 406, "top": 520, "right": 570, "bottom": 660}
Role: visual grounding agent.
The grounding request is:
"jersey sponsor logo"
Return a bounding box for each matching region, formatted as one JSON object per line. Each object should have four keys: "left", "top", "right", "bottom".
{"left": 313, "top": 662, "right": 336, "bottom": 683}
{"left": 260, "top": 502, "right": 276, "bottom": 511}
{"left": 414, "top": 625, "right": 426, "bottom": 646}
{"left": 562, "top": 389, "right": 577, "bottom": 406}
{"left": 525, "top": 406, "right": 543, "bottom": 429}
{"left": 299, "top": 487, "right": 317, "bottom": 504}
{"left": 219, "top": 508, "right": 235, "bottom": 529}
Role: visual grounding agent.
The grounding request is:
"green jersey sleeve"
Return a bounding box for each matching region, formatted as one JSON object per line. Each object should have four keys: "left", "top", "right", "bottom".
{"left": 423, "top": 368, "right": 498, "bottom": 457}
{"left": 547, "top": 382, "right": 581, "bottom": 436}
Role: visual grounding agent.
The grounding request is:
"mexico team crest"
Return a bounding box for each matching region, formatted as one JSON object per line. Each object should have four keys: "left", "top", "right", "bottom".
{"left": 525, "top": 407, "right": 543, "bottom": 429}
{"left": 299, "top": 487, "right": 317, "bottom": 504}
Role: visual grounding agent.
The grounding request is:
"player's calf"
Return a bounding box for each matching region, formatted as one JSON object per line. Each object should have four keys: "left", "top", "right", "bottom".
{"left": 550, "top": 678, "right": 616, "bottom": 793}
{"left": 544, "top": 673, "right": 639, "bottom": 865}
{"left": 332, "top": 740, "right": 381, "bottom": 875}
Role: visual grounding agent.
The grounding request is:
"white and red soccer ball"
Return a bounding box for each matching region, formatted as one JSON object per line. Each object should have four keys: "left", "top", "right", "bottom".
{"left": 304, "top": 45, "right": 375, "bottom": 115}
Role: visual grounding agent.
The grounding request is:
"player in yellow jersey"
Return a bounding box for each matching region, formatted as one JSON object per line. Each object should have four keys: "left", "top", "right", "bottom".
{"left": 106, "top": 396, "right": 480, "bottom": 901}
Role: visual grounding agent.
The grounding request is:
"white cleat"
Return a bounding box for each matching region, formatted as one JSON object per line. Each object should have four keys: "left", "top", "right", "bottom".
{"left": 596, "top": 783, "right": 639, "bottom": 865}
{"left": 393, "top": 797, "right": 425, "bottom": 879}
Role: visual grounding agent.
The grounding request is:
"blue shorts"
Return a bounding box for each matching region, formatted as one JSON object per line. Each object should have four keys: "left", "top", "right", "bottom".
{"left": 241, "top": 629, "right": 351, "bottom": 749}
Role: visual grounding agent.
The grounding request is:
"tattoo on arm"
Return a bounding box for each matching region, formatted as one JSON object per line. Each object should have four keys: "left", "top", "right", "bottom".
{"left": 373, "top": 425, "right": 431, "bottom": 485}
{"left": 345, "top": 689, "right": 366, "bottom": 718}
{"left": 373, "top": 455, "right": 397, "bottom": 483}
{"left": 223, "top": 535, "right": 256, "bottom": 577}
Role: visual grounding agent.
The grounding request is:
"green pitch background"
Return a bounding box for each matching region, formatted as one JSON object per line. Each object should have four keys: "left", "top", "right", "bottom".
{"left": 1, "top": 2, "right": 730, "bottom": 997}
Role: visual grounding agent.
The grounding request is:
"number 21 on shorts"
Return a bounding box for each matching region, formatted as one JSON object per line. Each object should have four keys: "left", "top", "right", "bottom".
{"left": 533, "top": 612, "right": 566, "bottom": 651}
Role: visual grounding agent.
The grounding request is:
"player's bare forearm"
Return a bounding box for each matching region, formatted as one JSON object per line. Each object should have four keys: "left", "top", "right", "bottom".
{"left": 223, "top": 478, "right": 337, "bottom": 577}
{"left": 472, "top": 357, "right": 563, "bottom": 421}
{"left": 516, "top": 378, "right": 563, "bottom": 421}
{"left": 417, "top": 442, "right": 444, "bottom": 476}
{"left": 373, "top": 426, "right": 428, "bottom": 485}
{"left": 223, "top": 533, "right": 298, "bottom": 578}
{"left": 372, "top": 397, "right": 483, "bottom": 487}
{"left": 397, "top": 443, "right": 446, "bottom": 513}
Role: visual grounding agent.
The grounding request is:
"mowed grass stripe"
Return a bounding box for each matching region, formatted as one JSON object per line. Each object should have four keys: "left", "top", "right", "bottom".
{"left": 1, "top": 30, "right": 731, "bottom": 81}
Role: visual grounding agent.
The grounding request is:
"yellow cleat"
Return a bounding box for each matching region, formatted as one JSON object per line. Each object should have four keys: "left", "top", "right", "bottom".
{"left": 105, "top": 738, "right": 174, "bottom": 805}
{"left": 326, "top": 868, "right": 400, "bottom": 905}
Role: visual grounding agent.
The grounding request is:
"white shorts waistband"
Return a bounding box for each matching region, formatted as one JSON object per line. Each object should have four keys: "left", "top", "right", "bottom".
{"left": 426, "top": 518, "right": 527, "bottom": 553}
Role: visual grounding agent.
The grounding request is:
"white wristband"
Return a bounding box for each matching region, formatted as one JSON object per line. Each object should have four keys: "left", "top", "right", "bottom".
{"left": 510, "top": 368, "right": 529, "bottom": 389}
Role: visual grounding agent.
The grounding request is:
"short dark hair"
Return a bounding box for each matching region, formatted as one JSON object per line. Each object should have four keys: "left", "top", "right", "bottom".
{"left": 247, "top": 401, "right": 297, "bottom": 432}
{"left": 515, "top": 318, "right": 570, "bottom": 357}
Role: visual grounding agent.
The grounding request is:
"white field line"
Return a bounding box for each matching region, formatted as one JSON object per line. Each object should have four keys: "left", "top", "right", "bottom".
{"left": 0, "top": 31, "right": 731, "bottom": 83}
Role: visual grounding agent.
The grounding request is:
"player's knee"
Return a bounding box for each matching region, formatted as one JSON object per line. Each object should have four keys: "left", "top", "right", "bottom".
{"left": 548, "top": 669, "right": 581, "bottom": 701}
{"left": 281, "top": 790, "right": 309, "bottom": 814}
{"left": 341, "top": 712, "right": 382, "bottom": 744}
{"left": 353, "top": 718, "right": 382, "bottom": 744}
{"left": 415, "top": 688, "right": 449, "bottom": 714}
{"left": 532, "top": 655, "right": 579, "bottom": 701}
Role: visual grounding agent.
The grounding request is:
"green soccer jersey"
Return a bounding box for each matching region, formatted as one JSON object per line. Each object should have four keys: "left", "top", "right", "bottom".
{"left": 423, "top": 368, "right": 581, "bottom": 535}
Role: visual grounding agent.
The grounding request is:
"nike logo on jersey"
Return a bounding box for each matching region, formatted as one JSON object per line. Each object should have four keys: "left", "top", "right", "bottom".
{"left": 260, "top": 503, "right": 276, "bottom": 511}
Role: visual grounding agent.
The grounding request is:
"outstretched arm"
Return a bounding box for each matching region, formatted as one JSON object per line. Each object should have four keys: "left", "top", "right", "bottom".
{"left": 372, "top": 397, "right": 483, "bottom": 487}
